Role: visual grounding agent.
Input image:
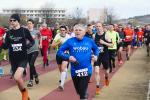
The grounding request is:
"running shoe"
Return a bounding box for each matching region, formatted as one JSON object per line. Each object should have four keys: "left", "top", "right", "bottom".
{"left": 46, "top": 59, "right": 49, "bottom": 66}
{"left": 147, "top": 53, "right": 149, "bottom": 57}
{"left": 104, "top": 79, "right": 109, "bottom": 86}
{"left": 95, "top": 87, "right": 100, "bottom": 95}
{"left": 127, "top": 56, "right": 130, "bottom": 60}
{"left": 34, "top": 74, "right": 39, "bottom": 84}
{"left": 27, "top": 80, "right": 33, "bottom": 87}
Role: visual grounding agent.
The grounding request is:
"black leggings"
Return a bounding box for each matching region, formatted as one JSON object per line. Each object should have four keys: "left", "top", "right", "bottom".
{"left": 108, "top": 50, "right": 116, "bottom": 71}
{"left": 72, "top": 75, "right": 91, "bottom": 99}
{"left": 28, "top": 51, "right": 39, "bottom": 80}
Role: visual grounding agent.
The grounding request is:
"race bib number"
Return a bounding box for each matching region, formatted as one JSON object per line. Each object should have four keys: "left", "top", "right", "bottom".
{"left": 75, "top": 68, "right": 88, "bottom": 77}
{"left": 98, "top": 47, "right": 104, "bottom": 53}
{"left": 126, "top": 36, "right": 131, "bottom": 39}
{"left": 42, "top": 36, "right": 47, "bottom": 40}
{"left": 12, "top": 43, "right": 22, "bottom": 51}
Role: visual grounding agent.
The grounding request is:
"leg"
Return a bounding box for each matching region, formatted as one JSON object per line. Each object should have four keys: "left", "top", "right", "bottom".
{"left": 94, "top": 66, "right": 100, "bottom": 95}
{"left": 127, "top": 45, "right": 131, "bottom": 60}
{"left": 14, "top": 67, "right": 30, "bottom": 100}
{"left": 79, "top": 76, "right": 90, "bottom": 99}
{"left": 108, "top": 51, "right": 112, "bottom": 73}
{"left": 14, "top": 67, "right": 25, "bottom": 91}
{"left": 59, "top": 61, "right": 68, "bottom": 90}
{"left": 42, "top": 45, "right": 49, "bottom": 67}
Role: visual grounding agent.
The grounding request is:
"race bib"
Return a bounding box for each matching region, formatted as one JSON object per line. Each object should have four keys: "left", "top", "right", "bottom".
{"left": 126, "top": 36, "right": 131, "bottom": 38}
{"left": 98, "top": 47, "right": 104, "bottom": 53}
{"left": 42, "top": 36, "right": 47, "bottom": 40}
{"left": 75, "top": 68, "right": 88, "bottom": 77}
{"left": 12, "top": 43, "right": 22, "bottom": 51}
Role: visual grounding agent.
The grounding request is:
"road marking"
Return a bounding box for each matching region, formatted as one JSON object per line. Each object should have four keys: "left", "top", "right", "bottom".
{"left": 147, "top": 80, "right": 150, "bottom": 100}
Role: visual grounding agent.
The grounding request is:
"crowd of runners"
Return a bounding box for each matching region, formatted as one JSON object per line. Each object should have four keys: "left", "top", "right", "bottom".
{"left": 0, "top": 13, "right": 150, "bottom": 100}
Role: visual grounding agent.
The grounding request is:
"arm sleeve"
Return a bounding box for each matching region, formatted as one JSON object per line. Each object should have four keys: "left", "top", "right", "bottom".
{"left": 57, "top": 40, "right": 70, "bottom": 60}
{"left": 25, "top": 29, "right": 35, "bottom": 49}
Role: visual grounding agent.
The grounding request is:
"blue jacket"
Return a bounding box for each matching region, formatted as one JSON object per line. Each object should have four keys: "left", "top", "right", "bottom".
{"left": 57, "top": 36, "right": 99, "bottom": 77}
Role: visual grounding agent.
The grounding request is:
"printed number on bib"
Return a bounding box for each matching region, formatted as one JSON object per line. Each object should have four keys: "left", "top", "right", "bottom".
{"left": 12, "top": 43, "right": 22, "bottom": 51}
{"left": 75, "top": 68, "right": 88, "bottom": 77}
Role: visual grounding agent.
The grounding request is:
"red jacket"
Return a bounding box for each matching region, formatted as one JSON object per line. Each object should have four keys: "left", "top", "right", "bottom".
{"left": 0, "top": 27, "right": 5, "bottom": 46}
{"left": 40, "top": 28, "right": 52, "bottom": 46}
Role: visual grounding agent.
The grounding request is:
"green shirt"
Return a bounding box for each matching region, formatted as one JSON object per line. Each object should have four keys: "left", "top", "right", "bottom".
{"left": 106, "top": 30, "right": 120, "bottom": 50}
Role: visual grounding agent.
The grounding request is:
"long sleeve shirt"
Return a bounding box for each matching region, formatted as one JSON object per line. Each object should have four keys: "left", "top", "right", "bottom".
{"left": 57, "top": 36, "right": 99, "bottom": 77}
{"left": 3, "top": 27, "right": 34, "bottom": 62}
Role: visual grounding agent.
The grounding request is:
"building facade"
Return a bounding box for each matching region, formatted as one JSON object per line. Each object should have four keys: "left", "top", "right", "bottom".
{"left": 2, "top": 8, "right": 66, "bottom": 22}
{"left": 87, "top": 8, "right": 105, "bottom": 23}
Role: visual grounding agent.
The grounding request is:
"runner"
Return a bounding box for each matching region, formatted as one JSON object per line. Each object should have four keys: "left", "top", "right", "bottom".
{"left": 106, "top": 24, "right": 120, "bottom": 73}
{"left": 0, "top": 13, "right": 35, "bottom": 100}
{"left": 137, "top": 27, "right": 144, "bottom": 48}
{"left": 144, "top": 24, "right": 150, "bottom": 56}
{"left": 94, "top": 22, "right": 113, "bottom": 95}
{"left": 52, "top": 25, "right": 71, "bottom": 90}
{"left": 0, "top": 27, "right": 6, "bottom": 65}
{"left": 40, "top": 23, "right": 52, "bottom": 68}
{"left": 117, "top": 25, "right": 125, "bottom": 65}
{"left": 123, "top": 24, "right": 134, "bottom": 60}
{"left": 26, "top": 19, "right": 41, "bottom": 87}
{"left": 57, "top": 24, "right": 99, "bottom": 100}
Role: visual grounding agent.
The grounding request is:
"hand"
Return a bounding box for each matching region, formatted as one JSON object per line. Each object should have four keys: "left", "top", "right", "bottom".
{"left": 119, "top": 39, "right": 123, "bottom": 42}
{"left": 69, "top": 56, "right": 77, "bottom": 63}
{"left": 0, "top": 37, "right": 3, "bottom": 41}
{"left": 99, "top": 39, "right": 105, "bottom": 44}
{"left": 48, "top": 39, "right": 51, "bottom": 42}
{"left": 32, "top": 35, "right": 36, "bottom": 39}
{"left": 91, "top": 55, "right": 97, "bottom": 62}
{"left": 39, "top": 44, "right": 42, "bottom": 49}
{"left": 109, "top": 43, "right": 114, "bottom": 48}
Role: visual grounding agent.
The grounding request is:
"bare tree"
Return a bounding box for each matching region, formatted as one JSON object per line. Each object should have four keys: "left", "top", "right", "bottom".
{"left": 40, "top": 1, "right": 55, "bottom": 25}
{"left": 0, "top": 16, "right": 9, "bottom": 27}
{"left": 103, "top": 7, "right": 117, "bottom": 24}
{"left": 72, "top": 7, "right": 84, "bottom": 24}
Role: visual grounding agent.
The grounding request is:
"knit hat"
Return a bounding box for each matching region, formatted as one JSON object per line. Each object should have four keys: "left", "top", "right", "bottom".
{"left": 10, "top": 14, "right": 20, "bottom": 22}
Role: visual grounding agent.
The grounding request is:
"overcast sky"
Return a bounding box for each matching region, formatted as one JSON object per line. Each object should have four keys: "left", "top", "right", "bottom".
{"left": 0, "top": 0, "right": 150, "bottom": 19}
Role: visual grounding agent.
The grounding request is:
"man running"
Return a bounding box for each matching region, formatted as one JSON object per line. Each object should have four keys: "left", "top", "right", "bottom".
{"left": 117, "top": 26, "right": 125, "bottom": 65}
{"left": 57, "top": 24, "right": 99, "bottom": 100}
{"left": 144, "top": 24, "right": 150, "bottom": 56}
{"left": 123, "top": 24, "right": 134, "bottom": 60}
{"left": 52, "top": 25, "right": 71, "bottom": 90}
{"left": 94, "top": 22, "right": 113, "bottom": 95}
{"left": 26, "top": 19, "right": 41, "bottom": 87}
{"left": 106, "top": 24, "right": 120, "bottom": 73}
{"left": 0, "top": 14, "right": 35, "bottom": 100}
{"left": 40, "top": 23, "right": 52, "bottom": 68}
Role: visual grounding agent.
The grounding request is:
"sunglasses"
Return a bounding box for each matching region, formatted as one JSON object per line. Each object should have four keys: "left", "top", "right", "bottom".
{"left": 60, "top": 30, "right": 66, "bottom": 31}
{"left": 9, "top": 19, "right": 17, "bottom": 22}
